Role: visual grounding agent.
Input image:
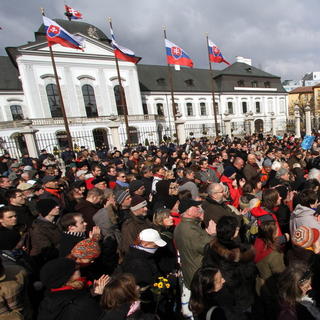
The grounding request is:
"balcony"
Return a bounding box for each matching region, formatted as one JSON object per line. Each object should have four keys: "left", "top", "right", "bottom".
{"left": 0, "top": 114, "right": 166, "bottom": 129}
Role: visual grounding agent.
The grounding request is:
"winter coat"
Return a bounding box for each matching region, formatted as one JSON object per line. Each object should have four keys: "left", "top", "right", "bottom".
{"left": 220, "top": 175, "right": 242, "bottom": 208}
{"left": 29, "top": 217, "right": 61, "bottom": 265}
{"left": 8, "top": 205, "right": 35, "bottom": 231}
{"left": 174, "top": 217, "right": 212, "bottom": 289}
{"left": 178, "top": 180, "right": 199, "bottom": 200}
{"left": 120, "top": 246, "right": 160, "bottom": 288}
{"left": 254, "top": 238, "right": 285, "bottom": 295}
{"left": 75, "top": 199, "right": 101, "bottom": 231}
{"left": 58, "top": 232, "right": 86, "bottom": 257}
{"left": 290, "top": 204, "right": 320, "bottom": 235}
{"left": 202, "top": 197, "right": 241, "bottom": 227}
{"left": 37, "top": 288, "right": 102, "bottom": 320}
{"left": 197, "top": 168, "right": 219, "bottom": 184}
{"left": 202, "top": 237, "right": 256, "bottom": 312}
{"left": 120, "top": 213, "right": 152, "bottom": 254}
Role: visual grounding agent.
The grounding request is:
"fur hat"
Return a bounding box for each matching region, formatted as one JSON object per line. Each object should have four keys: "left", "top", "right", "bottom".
{"left": 40, "top": 258, "right": 76, "bottom": 289}
{"left": 71, "top": 238, "right": 101, "bottom": 259}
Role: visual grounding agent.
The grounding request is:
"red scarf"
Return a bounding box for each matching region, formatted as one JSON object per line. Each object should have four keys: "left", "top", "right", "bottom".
{"left": 44, "top": 187, "right": 61, "bottom": 199}
{"left": 50, "top": 277, "right": 92, "bottom": 292}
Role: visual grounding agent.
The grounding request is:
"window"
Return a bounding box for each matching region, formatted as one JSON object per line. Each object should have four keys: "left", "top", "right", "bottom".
{"left": 142, "top": 103, "right": 148, "bottom": 115}
{"left": 264, "top": 81, "right": 271, "bottom": 88}
{"left": 82, "top": 85, "right": 98, "bottom": 118}
{"left": 252, "top": 81, "right": 258, "bottom": 88}
{"left": 280, "top": 98, "right": 285, "bottom": 113}
{"left": 268, "top": 99, "right": 273, "bottom": 113}
{"left": 255, "top": 101, "right": 261, "bottom": 113}
{"left": 185, "top": 79, "right": 194, "bottom": 87}
{"left": 114, "top": 85, "right": 125, "bottom": 115}
{"left": 238, "top": 80, "right": 245, "bottom": 87}
{"left": 10, "top": 105, "right": 23, "bottom": 120}
{"left": 156, "top": 103, "right": 164, "bottom": 116}
{"left": 242, "top": 101, "right": 247, "bottom": 114}
{"left": 187, "top": 102, "right": 193, "bottom": 116}
{"left": 56, "top": 131, "right": 69, "bottom": 149}
{"left": 200, "top": 102, "right": 207, "bottom": 116}
{"left": 227, "top": 101, "right": 233, "bottom": 114}
{"left": 46, "top": 84, "right": 62, "bottom": 118}
{"left": 156, "top": 78, "right": 166, "bottom": 86}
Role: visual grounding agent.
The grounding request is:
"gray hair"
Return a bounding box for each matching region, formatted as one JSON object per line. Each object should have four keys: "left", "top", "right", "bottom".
{"left": 207, "top": 182, "right": 224, "bottom": 196}
{"left": 308, "top": 168, "right": 320, "bottom": 181}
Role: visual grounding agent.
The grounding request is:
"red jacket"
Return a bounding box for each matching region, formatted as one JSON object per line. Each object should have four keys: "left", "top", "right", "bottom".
{"left": 220, "top": 175, "right": 242, "bottom": 208}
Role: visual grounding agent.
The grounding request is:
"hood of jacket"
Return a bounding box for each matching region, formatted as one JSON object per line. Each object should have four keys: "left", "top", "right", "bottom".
{"left": 292, "top": 204, "right": 316, "bottom": 218}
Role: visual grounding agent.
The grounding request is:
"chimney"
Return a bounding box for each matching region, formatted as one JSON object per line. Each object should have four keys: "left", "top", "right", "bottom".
{"left": 236, "top": 56, "right": 252, "bottom": 66}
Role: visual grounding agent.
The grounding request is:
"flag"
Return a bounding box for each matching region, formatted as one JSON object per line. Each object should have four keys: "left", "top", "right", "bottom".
{"left": 43, "top": 16, "right": 85, "bottom": 50}
{"left": 301, "top": 135, "right": 315, "bottom": 150}
{"left": 165, "top": 39, "right": 193, "bottom": 68}
{"left": 208, "top": 40, "right": 230, "bottom": 65}
{"left": 110, "top": 26, "right": 140, "bottom": 64}
{"left": 65, "top": 5, "right": 83, "bottom": 20}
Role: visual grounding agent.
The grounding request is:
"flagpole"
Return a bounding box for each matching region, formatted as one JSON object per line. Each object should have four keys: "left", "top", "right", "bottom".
{"left": 163, "top": 27, "right": 179, "bottom": 145}
{"left": 206, "top": 34, "right": 219, "bottom": 137}
{"left": 108, "top": 18, "right": 131, "bottom": 145}
{"left": 41, "top": 8, "right": 73, "bottom": 149}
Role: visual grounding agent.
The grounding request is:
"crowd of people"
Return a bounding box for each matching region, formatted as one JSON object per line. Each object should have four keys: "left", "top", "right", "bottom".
{"left": 1, "top": 133, "right": 320, "bottom": 319}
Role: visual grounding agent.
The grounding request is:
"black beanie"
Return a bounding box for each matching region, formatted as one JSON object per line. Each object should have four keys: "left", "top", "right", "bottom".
{"left": 40, "top": 258, "right": 76, "bottom": 289}
{"left": 37, "top": 199, "right": 58, "bottom": 217}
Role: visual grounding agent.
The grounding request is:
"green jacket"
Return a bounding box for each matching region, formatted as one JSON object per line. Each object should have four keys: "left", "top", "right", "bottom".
{"left": 174, "top": 217, "right": 212, "bottom": 289}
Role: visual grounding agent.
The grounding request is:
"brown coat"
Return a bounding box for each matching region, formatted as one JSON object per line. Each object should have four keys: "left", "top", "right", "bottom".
{"left": 243, "top": 163, "right": 260, "bottom": 182}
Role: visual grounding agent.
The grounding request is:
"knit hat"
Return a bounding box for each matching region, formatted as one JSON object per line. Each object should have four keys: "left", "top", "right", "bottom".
{"left": 42, "top": 175, "right": 58, "bottom": 185}
{"left": 116, "top": 190, "right": 130, "bottom": 205}
{"left": 40, "top": 258, "right": 76, "bottom": 289}
{"left": 71, "top": 238, "right": 101, "bottom": 259}
{"left": 130, "top": 195, "right": 147, "bottom": 211}
{"left": 129, "top": 180, "right": 144, "bottom": 194}
{"left": 292, "top": 226, "right": 320, "bottom": 248}
{"left": 37, "top": 199, "right": 58, "bottom": 217}
{"left": 262, "top": 158, "right": 272, "bottom": 167}
{"left": 223, "top": 166, "right": 237, "bottom": 178}
{"left": 178, "top": 198, "right": 202, "bottom": 214}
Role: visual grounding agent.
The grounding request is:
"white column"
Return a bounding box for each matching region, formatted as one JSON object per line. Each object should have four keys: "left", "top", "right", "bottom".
{"left": 20, "top": 122, "right": 39, "bottom": 158}
{"left": 305, "top": 105, "right": 312, "bottom": 136}
{"left": 294, "top": 105, "right": 301, "bottom": 138}
{"left": 108, "top": 121, "right": 121, "bottom": 150}
{"left": 271, "top": 112, "right": 277, "bottom": 136}
{"left": 175, "top": 119, "right": 186, "bottom": 145}
{"left": 224, "top": 113, "right": 232, "bottom": 137}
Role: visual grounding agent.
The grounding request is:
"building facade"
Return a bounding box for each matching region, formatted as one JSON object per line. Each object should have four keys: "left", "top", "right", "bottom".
{"left": 0, "top": 19, "right": 288, "bottom": 156}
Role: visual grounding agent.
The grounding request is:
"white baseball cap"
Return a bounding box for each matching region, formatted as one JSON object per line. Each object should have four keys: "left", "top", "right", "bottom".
{"left": 139, "top": 229, "right": 167, "bottom": 247}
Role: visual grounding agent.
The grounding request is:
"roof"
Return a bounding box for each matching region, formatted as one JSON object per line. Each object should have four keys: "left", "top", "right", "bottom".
{"left": 0, "top": 56, "right": 22, "bottom": 91}
{"left": 289, "top": 86, "right": 314, "bottom": 94}
{"left": 216, "top": 62, "right": 279, "bottom": 78}
{"left": 137, "top": 63, "right": 286, "bottom": 93}
{"left": 137, "top": 64, "right": 219, "bottom": 92}
{"left": 36, "top": 19, "right": 110, "bottom": 44}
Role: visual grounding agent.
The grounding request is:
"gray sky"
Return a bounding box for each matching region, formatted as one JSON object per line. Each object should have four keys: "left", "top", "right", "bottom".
{"left": 1, "top": 0, "right": 319, "bottom": 80}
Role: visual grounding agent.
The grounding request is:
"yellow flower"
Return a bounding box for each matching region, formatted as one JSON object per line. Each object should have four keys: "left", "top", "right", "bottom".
{"left": 158, "top": 283, "right": 163, "bottom": 289}
{"left": 163, "top": 279, "right": 168, "bottom": 282}
{"left": 158, "top": 277, "right": 164, "bottom": 280}
{"left": 153, "top": 283, "right": 158, "bottom": 287}
{"left": 165, "top": 284, "right": 170, "bottom": 289}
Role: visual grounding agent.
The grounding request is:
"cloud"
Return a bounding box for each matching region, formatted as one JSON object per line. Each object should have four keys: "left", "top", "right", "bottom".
{"left": 1, "top": 0, "right": 320, "bottom": 80}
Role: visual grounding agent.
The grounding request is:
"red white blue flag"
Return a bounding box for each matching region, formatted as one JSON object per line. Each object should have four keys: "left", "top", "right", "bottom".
{"left": 64, "top": 5, "right": 83, "bottom": 20}
{"left": 43, "top": 16, "right": 85, "bottom": 50}
{"left": 165, "top": 39, "right": 193, "bottom": 68}
{"left": 208, "top": 40, "right": 230, "bottom": 65}
{"left": 110, "top": 26, "right": 140, "bottom": 64}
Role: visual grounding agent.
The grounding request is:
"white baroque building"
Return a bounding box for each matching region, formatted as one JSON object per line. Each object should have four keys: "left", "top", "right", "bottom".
{"left": 0, "top": 19, "right": 288, "bottom": 156}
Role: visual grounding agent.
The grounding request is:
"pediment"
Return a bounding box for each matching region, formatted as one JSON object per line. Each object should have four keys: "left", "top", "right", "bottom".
{"left": 19, "top": 35, "right": 115, "bottom": 57}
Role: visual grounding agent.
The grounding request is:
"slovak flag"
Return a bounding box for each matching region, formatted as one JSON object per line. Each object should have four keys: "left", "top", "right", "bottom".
{"left": 165, "top": 39, "right": 193, "bottom": 68}
{"left": 43, "top": 16, "right": 85, "bottom": 50}
{"left": 65, "top": 5, "right": 83, "bottom": 20}
{"left": 208, "top": 40, "right": 230, "bottom": 65}
{"left": 110, "top": 26, "right": 140, "bottom": 64}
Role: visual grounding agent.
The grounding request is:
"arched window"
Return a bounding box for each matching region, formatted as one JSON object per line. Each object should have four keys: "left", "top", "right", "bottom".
{"left": 114, "top": 85, "right": 125, "bottom": 115}
{"left": 242, "top": 101, "right": 247, "bottom": 114}
{"left": 186, "top": 102, "right": 193, "bottom": 116}
{"left": 46, "top": 84, "right": 62, "bottom": 118}
{"left": 10, "top": 105, "right": 24, "bottom": 120}
{"left": 156, "top": 103, "right": 164, "bottom": 116}
{"left": 200, "top": 102, "right": 207, "bottom": 116}
{"left": 82, "top": 84, "right": 98, "bottom": 118}
{"left": 227, "top": 101, "right": 233, "bottom": 114}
